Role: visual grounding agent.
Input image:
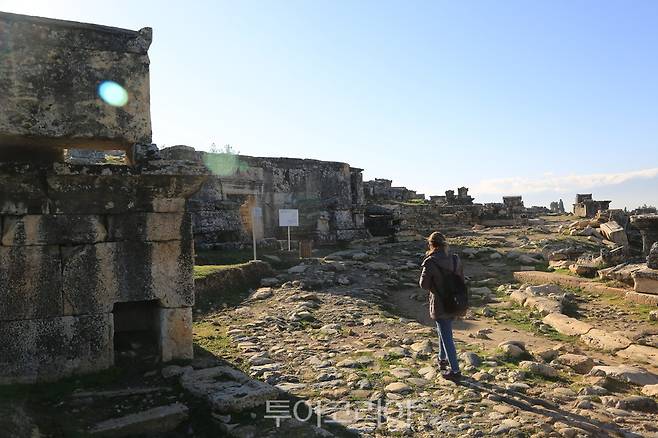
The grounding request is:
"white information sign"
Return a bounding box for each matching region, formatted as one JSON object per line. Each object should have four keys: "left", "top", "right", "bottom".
{"left": 278, "top": 209, "right": 299, "bottom": 227}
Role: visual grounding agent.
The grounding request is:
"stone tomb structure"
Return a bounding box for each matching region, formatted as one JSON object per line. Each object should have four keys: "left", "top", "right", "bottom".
{"left": 0, "top": 12, "right": 207, "bottom": 383}
{"left": 573, "top": 194, "right": 612, "bottom": 218}
{"left": 630, "top": 215, "right": 658, "bottom": 296}
{"left": 160, "top": 146, "right": 369, "bottom": 248}
{"left": 363, "top": 178, "right": 424, "bottom": 202}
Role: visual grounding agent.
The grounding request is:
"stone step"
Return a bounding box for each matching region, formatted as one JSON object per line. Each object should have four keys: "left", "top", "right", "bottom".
{"left": 616, "top": 344, "right": 658, "bottom": 368}
{"left": 542, "top": 313, "right": 592, "bottom": 336}
{"left": 89, "top": 403, "right": 189, "bottom": 436}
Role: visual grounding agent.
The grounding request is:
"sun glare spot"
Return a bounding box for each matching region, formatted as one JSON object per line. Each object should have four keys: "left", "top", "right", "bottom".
{"left": 98, "top": 81, "right": 129, "bottom": 107}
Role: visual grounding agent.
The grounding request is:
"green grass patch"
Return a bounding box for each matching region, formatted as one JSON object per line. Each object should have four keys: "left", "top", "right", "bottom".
{"left": 495, "top": 305, "right": 576, "bottom": 343}
{"left": 448, "top": 236, "right": 502, "bottom": 248}
{"left": 193, "top": 322, "right": 247, "bottom": 370}
{"left": 194, "top": 263, "right": 250, "bottom": 279}
{"left": 494, "top": 347, "right": 533, "bottom": 365}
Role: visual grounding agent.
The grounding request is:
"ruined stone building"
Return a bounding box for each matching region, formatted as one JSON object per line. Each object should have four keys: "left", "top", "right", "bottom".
{"left": 363, "top": 178, "right": 424, "bottom": 202}
{"left": 430, "top": 187, "right": 474, "bottom": 206}
{"left": 159, "top": 146, "right": 369, "bottom": 248}
{"left": 573, "top": 194, "right": 612, "bottom": 218}
{"left": 0, "top": 12, "right": 206, "bottom": 383}
{"left": 549, "top": 199, "right": 566, "bottom": 214}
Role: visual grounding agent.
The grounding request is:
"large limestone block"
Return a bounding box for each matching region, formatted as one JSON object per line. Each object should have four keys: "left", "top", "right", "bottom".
{"left": 599, "top": 221, "right": 628, "bottom": 248}
{"left": 149, "top": 240, "right": 194, "bottom": 307}
{"left": 555, "top": 353, "right": 594, "bottom": 374}
{"left": 581, "top": 329, "right": 632, "bottom": 352}
{"left": 333, "top": 210, "right": 355, "bottom": 229}
{"left": 590, "top": 365, "right": 658, "bottom": 386}
{"left": 2, "top": 214, "right": 107, "bottom": 246}
{"left": 62, "top": 241, "right": 194, "bottom": 315}
{"left": 632, "top": 268, "right": 658, "bottom": 295}
{"left": 46, "top": 166, "right": 206, "bottom": 215}
{"left": 89, "top": 403, "right": 189, "bottom": 436}
{"left": 0, "top": 166, "right": 49, "bottom": 214}
{"left": 47, "top": 173, "right": 140, "bottom": 214}
{"left": 0, "top": 245, "right": 62, "bottom": 320}
{"left": 180, "top": 366, "right": 279, "bottom": 412}
{"left": 0, "top": 313, "right": 113, "bottom": 384}
{"left": 510, "top": 290, "right": 530, "bottom": 305}
{"left": 0, "top": 12, "right": 152, "bottom": 150}
{"left": 107, "top": 212, "right": 190, "bottom": 242}
{"left": 625, "top": 291, "right": 658, "bottom": 306}
{"left": 158, "top": 307, "right": 193, "bottom": 362}
{"left": 192, "top": 210, "right": 244, "bottom": 235}
{"left": 523, "top": 296, "right": 562, "bottom": 316}
{"left": 616, "top": 345, "right": 658, "bottom": 368}
{"left": 542, "top": 313, "right": 593, "bottom": 336}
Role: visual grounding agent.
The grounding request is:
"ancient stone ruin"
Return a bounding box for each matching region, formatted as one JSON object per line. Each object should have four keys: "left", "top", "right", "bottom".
{"left": 549, "top": 199, "right": 566, "bottom": 214}
{"left": 573, "top": 193, "right": 612, "bottom": 218}
{"left": 363, "top": 178, "right": 424, "bottom": 202}
{"left": 430, "top": 187, "right": 474, "bottom": 206}
{"left": 0, "top": 12, "right": 207, "bottom": 383}
{"left": 160, "top": 146, "right": 369, "bottom": 249}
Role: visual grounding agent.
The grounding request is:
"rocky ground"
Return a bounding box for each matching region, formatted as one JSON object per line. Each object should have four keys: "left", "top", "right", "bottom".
{"left": 187, "top": 217, "right": 658, "bottom": 437}
{"left": 2, "top": 217, "right": 657, "bottom": 437}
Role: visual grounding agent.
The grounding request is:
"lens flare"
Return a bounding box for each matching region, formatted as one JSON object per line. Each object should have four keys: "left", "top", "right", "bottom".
{"left": 98, "top": 81, "right": 129, "bottom": 107}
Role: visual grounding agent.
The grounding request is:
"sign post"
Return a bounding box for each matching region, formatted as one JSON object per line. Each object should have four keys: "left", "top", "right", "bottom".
{"left": 251, "top": 207, "right": 262, "bottom": 261}
{"left": 278, "top": 209, "right": 299, "bottom": 252}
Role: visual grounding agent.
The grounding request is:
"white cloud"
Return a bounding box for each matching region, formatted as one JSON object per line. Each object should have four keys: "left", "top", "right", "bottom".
{"left": 474, "top": 167, "right": 658, "bottom": 195}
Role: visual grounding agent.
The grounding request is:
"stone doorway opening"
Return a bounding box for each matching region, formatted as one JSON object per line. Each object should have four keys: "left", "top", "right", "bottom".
{"left": 364, "top": 205, "right": 395, "bottom": 237}
{"left": 112, "top": 300, "right": 160, "bottom": 365}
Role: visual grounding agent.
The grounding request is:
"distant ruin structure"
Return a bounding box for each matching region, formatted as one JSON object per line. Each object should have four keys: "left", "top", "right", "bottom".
{"left": 550, "top": 199, "right": 566, "bottom": 214}
{"left": 573, "top": 194, "right": 611, "bottom": 218}
{"left": 432, "top": 187, "right": 474, "bottom": 206}
{"left": 0, "top": 12, "right": 206, "bottom": 383}
{"left": 363, "top": 178, "right": 424, "bottom": 202}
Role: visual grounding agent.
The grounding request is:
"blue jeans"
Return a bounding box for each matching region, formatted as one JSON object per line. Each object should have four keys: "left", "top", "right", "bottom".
{"left": 435, "top": 319, "right": 459, "bottom": 372}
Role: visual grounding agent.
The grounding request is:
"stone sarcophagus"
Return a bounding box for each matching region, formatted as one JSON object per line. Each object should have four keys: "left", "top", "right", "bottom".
{"left": 0, "top": 11, "right": 152, "bottom": 156}
{"left": 0, "top": 12, "right": 207, "bottom": 384}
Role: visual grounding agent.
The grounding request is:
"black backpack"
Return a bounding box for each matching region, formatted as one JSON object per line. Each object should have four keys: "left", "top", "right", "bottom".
{"left": 436, "top": 254, "right": 469, "bottom": 316}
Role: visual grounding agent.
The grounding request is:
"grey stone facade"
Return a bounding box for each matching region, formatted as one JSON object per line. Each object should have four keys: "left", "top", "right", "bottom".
{"left": 0, "top": 160, "right": 206, "bottom": 384}
{"left": 0, "top": 12, "right": 207, "bottom": 384}
{"left": 573, "top": 194, "right": 612, "bottom": 218}
{"left": 160, "top": 146, "right": 369, "bottom": 248}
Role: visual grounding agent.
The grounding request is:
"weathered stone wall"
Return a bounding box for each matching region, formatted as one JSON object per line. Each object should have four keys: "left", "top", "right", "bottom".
{"left": 400, "top": 203, "right": 480, "bottom": 236}
{"left": 0, "top": 12, "right": 152, "bottom": 153}
{"left": 365, "top": 202, "right": 481, "bottom": 241}
{"left": 160, "top": 146, "right": 369, "bottom": 247}
{"left": 0, "top": 12, "right": 206, "bottom": 384}
{"left": 363, "top": 178, "right": 421, "bottom": 202}
{"left": 194, "top": 261, "right": 273, "bottom": 310}
{"left": 0, "top": 159, "right": 207, "bottom": 383}
{"left": 574, "top": 198, "right": 612, "bottom": 218}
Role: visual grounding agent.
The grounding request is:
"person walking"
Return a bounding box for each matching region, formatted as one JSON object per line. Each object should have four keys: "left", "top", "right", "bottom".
{"left": 419, "top": 231, "right": 464, "bottom": 381}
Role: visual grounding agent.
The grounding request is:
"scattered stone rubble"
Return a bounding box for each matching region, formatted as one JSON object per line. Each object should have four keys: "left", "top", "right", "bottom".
{"left": 196, "top": 237, "right": 658, "bottom": 437}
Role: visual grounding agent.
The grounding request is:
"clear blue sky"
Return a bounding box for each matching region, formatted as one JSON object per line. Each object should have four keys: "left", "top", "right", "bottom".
{"left": 3, "top": 0, "right": 657, "bottom": 209}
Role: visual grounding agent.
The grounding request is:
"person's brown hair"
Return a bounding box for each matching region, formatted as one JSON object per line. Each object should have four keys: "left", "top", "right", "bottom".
{"left": 426, "top": 231, "right": 448, "bottom": 256}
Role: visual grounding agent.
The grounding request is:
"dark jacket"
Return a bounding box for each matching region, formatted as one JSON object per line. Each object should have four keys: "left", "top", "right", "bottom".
{"left": 419, "top": 250, "right": 465, "bottom": 320}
